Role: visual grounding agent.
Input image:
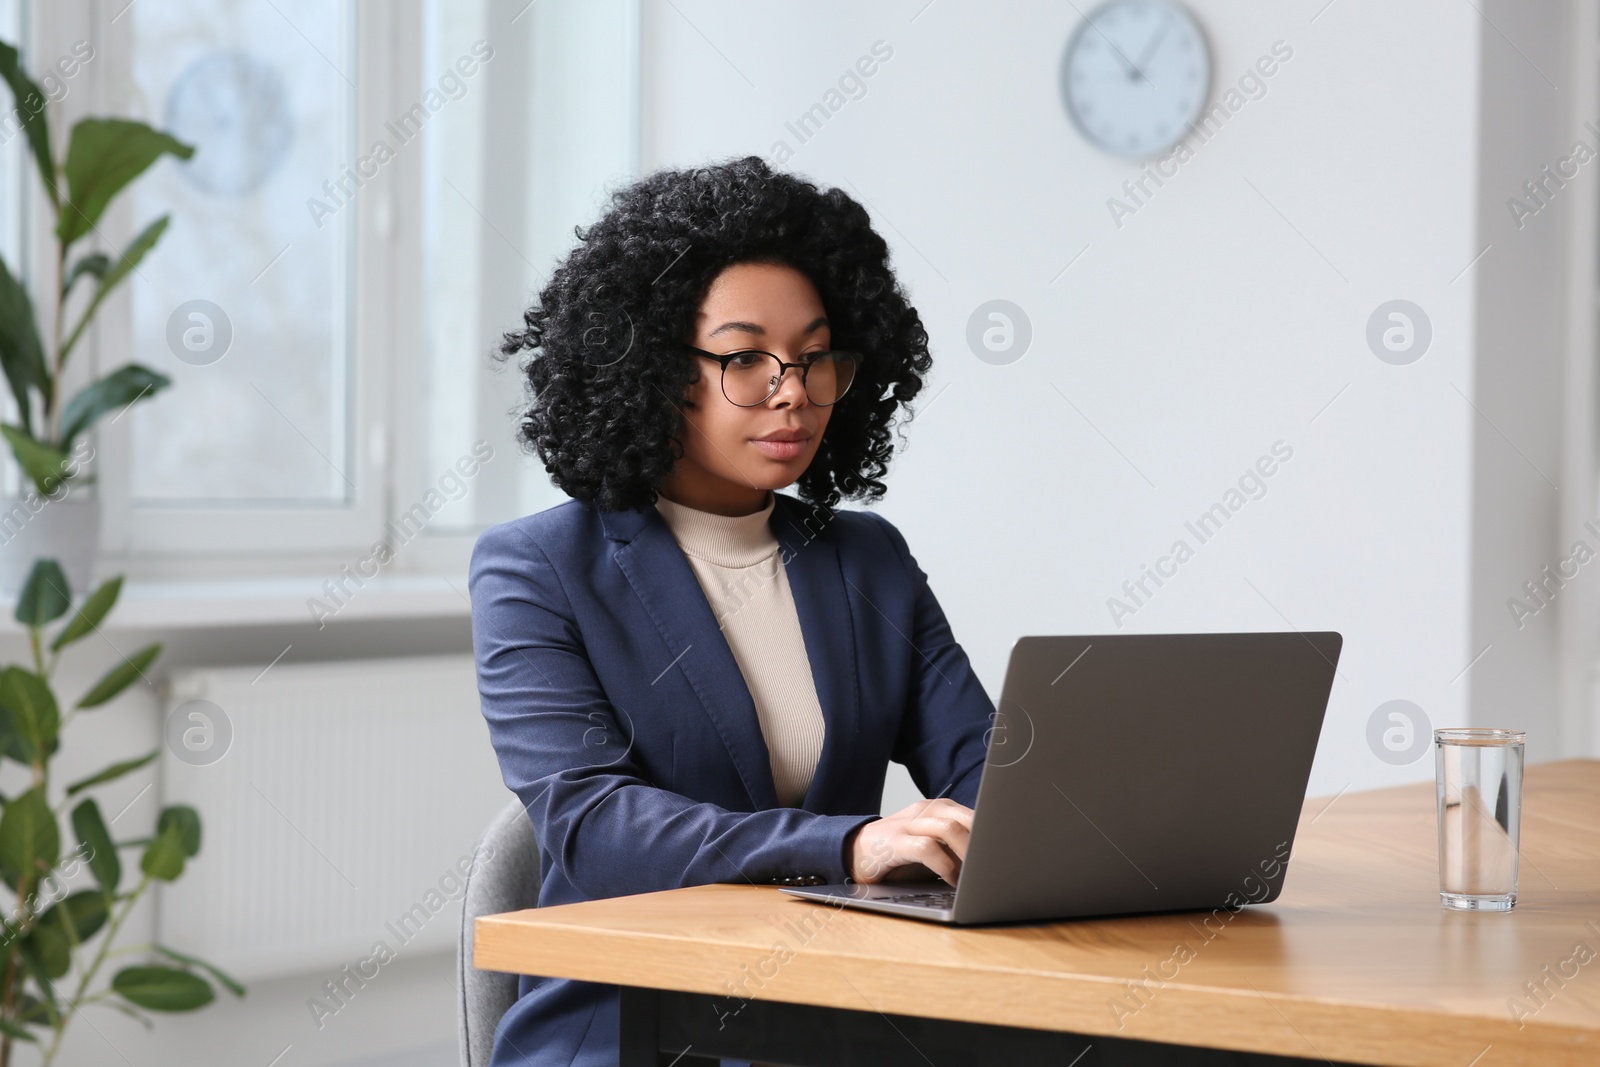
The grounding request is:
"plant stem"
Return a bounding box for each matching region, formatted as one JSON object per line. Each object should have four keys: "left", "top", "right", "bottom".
{"left": 0, "top": 953, "right": 15, "bottom": 1067}
{"left": 0, "top": 861, "right": 37, "bottom": 1067}
{"left": 39, "top": 875, "right": 148, "bottom": 1067}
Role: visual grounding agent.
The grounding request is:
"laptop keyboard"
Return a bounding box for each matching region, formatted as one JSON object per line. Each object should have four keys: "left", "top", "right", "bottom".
{"left": 887, "top": 889, "right": 957, "bottom": 908}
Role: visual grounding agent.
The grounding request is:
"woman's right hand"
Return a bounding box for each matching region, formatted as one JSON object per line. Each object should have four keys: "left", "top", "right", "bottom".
{"left": 846, "top": 797, "right": 974, "bottom": 887}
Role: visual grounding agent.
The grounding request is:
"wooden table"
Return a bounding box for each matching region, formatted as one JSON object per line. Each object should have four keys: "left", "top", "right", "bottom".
{"left": 475, "top": 759, "right": 1600, "bottom": 1067}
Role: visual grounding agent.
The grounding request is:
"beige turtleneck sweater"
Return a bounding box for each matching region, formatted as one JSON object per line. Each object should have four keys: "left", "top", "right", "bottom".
{"left": 652, "top": 490, "right": 827, "bottom": 808}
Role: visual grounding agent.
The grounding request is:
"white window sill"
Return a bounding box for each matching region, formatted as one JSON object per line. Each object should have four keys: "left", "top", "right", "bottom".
{"left": 0, "top": 572, "right": 472, "bottom": 635}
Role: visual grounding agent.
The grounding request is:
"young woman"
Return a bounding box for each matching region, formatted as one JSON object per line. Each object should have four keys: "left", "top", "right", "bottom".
{"left": 469, "top": 156, "right": 995, "bottom": 1067}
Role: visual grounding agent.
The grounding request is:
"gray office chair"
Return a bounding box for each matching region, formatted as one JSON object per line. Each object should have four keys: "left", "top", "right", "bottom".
{"left": 458, "top": 797, "right": 542, "bottom": 1067}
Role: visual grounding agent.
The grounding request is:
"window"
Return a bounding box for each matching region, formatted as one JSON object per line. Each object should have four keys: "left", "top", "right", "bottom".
{"left": 91, "top": 0, "right": 377, "bottom": 563}
{"left": 28, "top": 0, "right": 638, "bottom": 577}
{"left": 125, "top": 4, "right": 356, "bottom": 508}
{"left": 405, "top": 0, "right": 641, "bottom": 559}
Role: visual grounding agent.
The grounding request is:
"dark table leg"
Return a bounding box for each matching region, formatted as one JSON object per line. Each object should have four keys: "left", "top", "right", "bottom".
{"left": 619, "top": 986, "right": 723, "bottom": 1066}
{"left": 618, "top": 986, "right": 1374, "bottom": 1067}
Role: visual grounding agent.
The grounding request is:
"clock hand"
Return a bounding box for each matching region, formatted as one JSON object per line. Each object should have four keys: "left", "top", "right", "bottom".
{"left": 1089, "top": 24, "right": 1142, "bottom": 81}
{"left": 1132, "top": 27, "right": 1169, "bottom": 82}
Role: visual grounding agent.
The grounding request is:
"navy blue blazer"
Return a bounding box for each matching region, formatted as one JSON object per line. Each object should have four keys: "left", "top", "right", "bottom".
{"left": 468, "top": 490, "right": 995, "bottom": 1067}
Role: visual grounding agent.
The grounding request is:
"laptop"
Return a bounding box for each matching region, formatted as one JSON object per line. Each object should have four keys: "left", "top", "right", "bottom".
{"left": 781, "top": 631, "right": 1342, "bottom": 925}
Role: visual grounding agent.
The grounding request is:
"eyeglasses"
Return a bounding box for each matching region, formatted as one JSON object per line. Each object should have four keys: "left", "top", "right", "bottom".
{"left": 683, "top": 344, "right": 861, "bottom": 407}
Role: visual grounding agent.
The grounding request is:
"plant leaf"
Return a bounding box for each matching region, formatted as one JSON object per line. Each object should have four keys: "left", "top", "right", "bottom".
{"left": 65, "top": 750, "right": 156, "bottom": 797}
{"left": 62, "top": 252, "right": 110, "bottom": 297}
{"left": 71, "top": 799, "right": 120, "bottom": 893}
{"left": 16, "top": 953, "right": 59, "bottom": 1028}
{"left": 13, "top": 559, "right": 70, "bottom": 626}
{"left": 58, "top": 119, "right": 193, "bottom": 246}
{"left": 40, "top": 890, "right": 108, "bottom": 943}
{"left": 112, "top": 966, "right": 214, "bottom": 1012}
{"left": 0, "top": 425, "right": 69, "bottom": 497}
{"left": 16, "top": 991, "right": 52, "bottom": 1025}
{"left": 75, "top": 643, "right": 161, "bottom": 709}
{"left": 0, "top": 1016, "right": 37, "bottom": 1042}
{"left": 0, "top": 42, "right": 57, "bottom": 205}
{"left": 153, "top": 945, "right": 244, "bottom": 998}
{"left": 0, "top": 666, "right": 60, "bottom": 763}
{"left": 57, "top": 363, "right": 171, "bottom": 447}
{"left": 59, "top": 217, "right": 171, "bottom": 364}
{"left": 20, "top": 924, "right": 68, "bottom": 979}
{"left": 0, "top": 256, "right": 47, "bottom": 435}
{"left": 49, "top": 575, "right": 122, "bottom": 651}
{"left": 139, "top": 823, "right": 185, "bottom": 882}
{"left": 0, "top": 706, "right": 21, "bottom": 767}
{"left": 0, "top": 787, "right": 59, "bottom": 890}
{"left": 156, "top": 805, "right": 200, "bottom": 858}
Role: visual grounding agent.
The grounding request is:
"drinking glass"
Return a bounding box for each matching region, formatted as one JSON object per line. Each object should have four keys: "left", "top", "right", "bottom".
{"left": 1434, "top": 728, "right": 1524, "bottom": 911}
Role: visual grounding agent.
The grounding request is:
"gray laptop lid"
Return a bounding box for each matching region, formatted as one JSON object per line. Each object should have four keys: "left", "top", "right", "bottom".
{"left": 952, "top": 631, "right": 1341, "bottom": 924}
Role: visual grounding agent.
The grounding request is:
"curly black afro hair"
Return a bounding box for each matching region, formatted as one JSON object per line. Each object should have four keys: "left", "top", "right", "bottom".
{"left": 494, "top": 155, "right": 933, "bottom": 513}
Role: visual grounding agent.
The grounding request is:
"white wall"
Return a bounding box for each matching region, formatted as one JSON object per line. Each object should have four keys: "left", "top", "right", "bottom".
{"left": 641, "top": 0, "right": 1588, "bottom": 803}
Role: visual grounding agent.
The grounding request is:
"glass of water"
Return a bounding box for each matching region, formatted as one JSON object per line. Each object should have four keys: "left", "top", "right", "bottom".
{"left": 1434, "top": 728, "right": 1524, "bottom": 911}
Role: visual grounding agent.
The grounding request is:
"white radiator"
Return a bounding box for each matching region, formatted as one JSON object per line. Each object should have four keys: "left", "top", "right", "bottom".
{"left": 156, "top": 654, "right": 516, "bottom": 982}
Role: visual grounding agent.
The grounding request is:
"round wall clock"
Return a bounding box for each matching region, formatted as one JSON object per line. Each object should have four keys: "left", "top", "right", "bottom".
{"left": 166, "top": 50, "right": 294, "bottom": 196}
{"left": 1060, "top": 0, "right": 1212, "bottom": 158}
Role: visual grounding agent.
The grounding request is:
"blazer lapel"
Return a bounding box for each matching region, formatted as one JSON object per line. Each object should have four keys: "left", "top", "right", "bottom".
{"left": 770, "top": 493, "right": 861, "bottom": 814}
{"left": 603, "top": 502, "right": 779, "bottom": 811}
{"left": 600, "top": 493, "right": 860, "bottom": 816}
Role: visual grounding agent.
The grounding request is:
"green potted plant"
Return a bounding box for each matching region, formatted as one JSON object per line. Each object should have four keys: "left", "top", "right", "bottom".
{"left": 0, "top": 559, "right": 242, "bottom": 1067}
{"left": 0, "top": 40, "right": 193, "bottom": 595}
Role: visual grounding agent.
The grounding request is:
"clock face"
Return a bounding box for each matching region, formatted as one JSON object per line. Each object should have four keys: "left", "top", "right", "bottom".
{"left": 1060, "top": 0, "right": 1212, "bottom": 158}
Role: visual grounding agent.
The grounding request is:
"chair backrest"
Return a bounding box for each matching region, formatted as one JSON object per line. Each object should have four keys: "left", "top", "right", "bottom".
{"left": 458, "top": 796, "right": 542, "bottom": 1067}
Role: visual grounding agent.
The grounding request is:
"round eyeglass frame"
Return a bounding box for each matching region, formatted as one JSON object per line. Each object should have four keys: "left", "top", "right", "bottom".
{"left": 683, "top": 344, "right": 861, "bottom": 408}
